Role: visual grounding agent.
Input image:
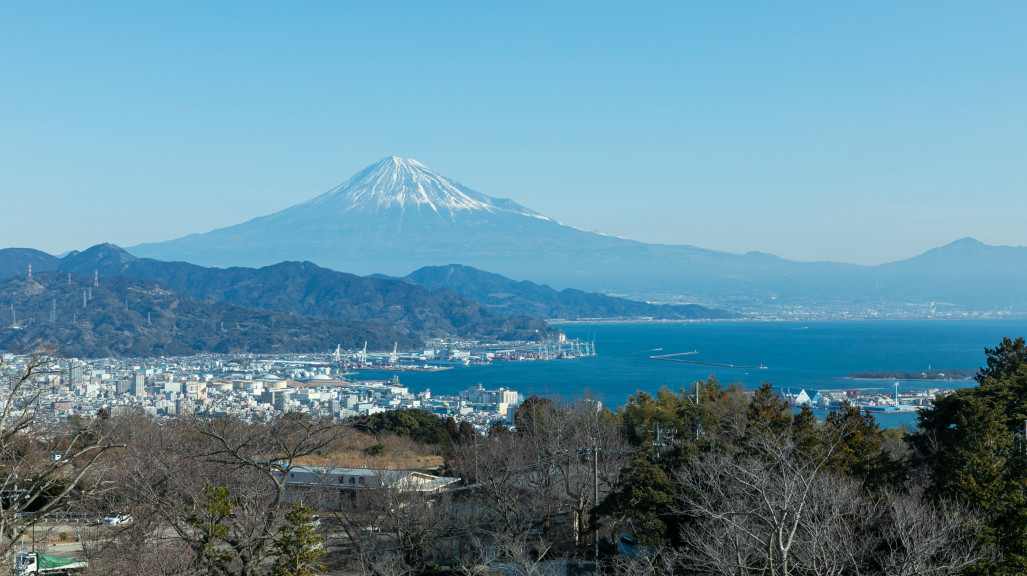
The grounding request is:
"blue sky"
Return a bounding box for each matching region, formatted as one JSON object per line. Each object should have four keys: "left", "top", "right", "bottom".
{"left": 2, "top": 1, "right": 1025, "bottom": 264}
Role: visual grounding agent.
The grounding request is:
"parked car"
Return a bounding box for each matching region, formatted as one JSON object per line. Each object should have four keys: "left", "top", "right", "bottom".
{"left": 102, "top": 512, "right": 132, "bottom": 525}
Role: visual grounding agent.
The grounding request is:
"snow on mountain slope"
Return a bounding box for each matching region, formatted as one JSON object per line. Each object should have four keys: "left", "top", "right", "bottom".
{"left": 300, "top": 156, "right": 547, "bottom": 220}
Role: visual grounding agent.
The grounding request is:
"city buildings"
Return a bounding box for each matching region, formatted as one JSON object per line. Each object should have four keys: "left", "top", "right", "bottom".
{"left": 3, "top": 352, "right": 521, "bottom": 432}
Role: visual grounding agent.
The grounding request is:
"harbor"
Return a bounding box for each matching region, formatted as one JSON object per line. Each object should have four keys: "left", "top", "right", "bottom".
{"left": 782, "top": 381, "right": 958, "bottom": 414}
{"left": 341, "top": 335, "right": 598, "bottom": 370}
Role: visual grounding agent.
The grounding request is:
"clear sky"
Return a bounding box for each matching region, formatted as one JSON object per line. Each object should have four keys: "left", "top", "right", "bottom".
{"left": 2, "top": 1, "right": 1025, "bottom": 264}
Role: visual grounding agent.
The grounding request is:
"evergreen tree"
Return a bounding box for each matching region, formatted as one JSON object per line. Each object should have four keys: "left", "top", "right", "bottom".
{"left": 487, "top": 420, "right": 510, "bottom": 437}
{"left": 270, "top": 503, "right": 326, "bottom": 576}
{"left": 620, "top": 377, "right": 737, "bottom": 461}
{"left": 824, "top": 401, "right": 899, "bottom": 490}
{"left": 746, "top": 382, "right": 791, "bottom": 439}
{"left": 597, "top": 453, "right": 674, "bottom": 544}
{"left": 359, "top": 409, "right": 453, "bottom": 446}
{"left": 513, "top": 395, "right": 559, "bottom": 435}
{"left": 457, "top": 420, "right": 476, "bottom": 442}
{"left": 444, "top": 416, "right": 460, "bottom": 440}
{"left": 791, "top": 403, "right": 821, "bottom": 459}
{"left": 187, "top": 484, "right": 236, "bottom": 575}
{"left": 977, "top": 336, "right": 1027, "bottom": 384}
{"left": 621, "top": 390, "right": 662, "bottom": 445}
{"left": 911, "top": 338, "right": 1027, "bottom": 575}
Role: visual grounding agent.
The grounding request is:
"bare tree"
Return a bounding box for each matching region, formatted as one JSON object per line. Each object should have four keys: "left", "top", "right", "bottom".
{"left": 607, "top": 541, "right": 682, "bottom": 576}
{"left": 0, "top": 350, "right": 124, "bottom": 562}
{"left": 676, "top": 430, "right": 877, "bottom": 576}
{"left": 554, "top": 398, "right": 629, "bottom": 550}
{"left": 508, "top": 397, "right": 629, "bottom": 550}
{"left": 449, "top": 424, "right": 563, "bottom": 549}
{"left": 114, "top": 413, "right": 347, "bottom": 576}
{"left": 335, "top": 468, "right": 455, "bottom": 574}
{"left": 676, "top": 424, "right": 990, "bottom": 576}
{"left": 86, "top": 511, "right": 200, "bottom": 576}
{"left": 455, "top": 531, "right": 563, "bottom": 576}
{"left": 791, "top": 477, "right": 880, "bottom": 576}
{"left": 445, "top": 397, "right": 629, "bottom": 576}
{"left": 877, "top": 489, "right": 992, "bottom": 576}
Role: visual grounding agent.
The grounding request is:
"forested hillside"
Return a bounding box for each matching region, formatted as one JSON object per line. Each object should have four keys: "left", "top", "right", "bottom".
{"left": 0, "top": 272, "right": 416, "bottom": 357}
{"left": 399, "top": 264, "right": 736, "bottom": 320}
{"left": 58, "top": 243, "right": 555, "bottom": 342}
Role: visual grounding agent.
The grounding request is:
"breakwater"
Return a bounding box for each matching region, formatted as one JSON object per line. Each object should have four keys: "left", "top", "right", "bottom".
{"left": 650, "top": 350, "right": 767, "bottom": 370}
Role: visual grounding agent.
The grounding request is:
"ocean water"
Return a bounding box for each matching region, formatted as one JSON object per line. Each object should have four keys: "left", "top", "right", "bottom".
{"left": 352, "top": 320, "right": 1027, "bottom": 427}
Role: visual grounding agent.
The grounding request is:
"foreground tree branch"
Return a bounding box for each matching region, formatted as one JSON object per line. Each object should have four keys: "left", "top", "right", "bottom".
{"left": 0, "top": 349, "right": 125, "bottom": 562}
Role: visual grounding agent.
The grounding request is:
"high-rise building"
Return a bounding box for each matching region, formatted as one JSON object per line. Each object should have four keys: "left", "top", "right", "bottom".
{"left": 463, "top": 384, "right": 520, "bottom": 406}
{"left": 68, "top": 363, "right": 84, "bottom": 390}
{"left": 131, "top": 373, "right": 146, "bottom": 397}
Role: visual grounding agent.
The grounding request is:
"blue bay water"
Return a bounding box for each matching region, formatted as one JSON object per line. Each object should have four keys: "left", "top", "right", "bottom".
{"left": 353, "top": 320, "right": 1027, "bottom": 427}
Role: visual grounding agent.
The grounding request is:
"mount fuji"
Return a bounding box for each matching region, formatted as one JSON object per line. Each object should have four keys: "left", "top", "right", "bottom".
{"left": 130, "top": 157, "right": 1027, "bottom": 313}
{"left": 130, "top": 156, "right": 686, "bottom": 289}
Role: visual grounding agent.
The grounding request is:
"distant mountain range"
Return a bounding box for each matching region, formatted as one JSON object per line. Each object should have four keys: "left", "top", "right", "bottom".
{"left": 0, "top": 245, "right": 741, "bottom": 361}
{"left": 392, "top": 265, "right": 735, "bottom": 320}
{"left": 124, "top": 157, "right": 1027, "bottom": 314}
{"left": 0, "top": 271, "right": 417, "bottom": 358}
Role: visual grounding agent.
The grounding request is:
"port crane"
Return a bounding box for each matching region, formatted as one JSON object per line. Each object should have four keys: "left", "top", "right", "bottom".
{"left": 352, "top": 341, "right": 368, "bottom": 364}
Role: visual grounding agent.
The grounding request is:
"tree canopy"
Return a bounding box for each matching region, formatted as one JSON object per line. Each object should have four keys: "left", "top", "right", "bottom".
{"left": 910, "top": 336, "right": 1027, "bottom": 575}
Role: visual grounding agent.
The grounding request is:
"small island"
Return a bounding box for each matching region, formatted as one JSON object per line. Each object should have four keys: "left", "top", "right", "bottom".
{"left": 846, "top": 369, "right": 977, "bottom": 381}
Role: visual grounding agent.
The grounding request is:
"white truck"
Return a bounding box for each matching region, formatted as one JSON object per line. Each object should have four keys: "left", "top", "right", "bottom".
{"left": 14, "top": 552, "right": 88, "bottom": 575}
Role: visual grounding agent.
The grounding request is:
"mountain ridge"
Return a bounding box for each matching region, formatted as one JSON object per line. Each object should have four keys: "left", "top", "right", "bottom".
{"left": 0, "top": 245, "right": 736, "bottom": 326}
{"left": 0, "top": 248, "right": 60, "bottom": 279}
{"left": 395, "top": 264, "right": 737, "bottom": 321}
{"left": 0, "top": 271, "right": 417, "bottom": 358}
{"left": 56, "top": 244, "right": 555, "bottom": 342}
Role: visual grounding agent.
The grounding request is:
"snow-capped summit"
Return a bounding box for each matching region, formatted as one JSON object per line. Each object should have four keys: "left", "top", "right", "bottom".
{"left": 305, "top": 156, "right": 546, "bottom": 220}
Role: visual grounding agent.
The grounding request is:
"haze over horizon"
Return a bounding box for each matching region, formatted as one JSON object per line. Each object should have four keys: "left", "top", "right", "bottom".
{"left": 3, "top": 2, "right": 1025, "bottom": 265}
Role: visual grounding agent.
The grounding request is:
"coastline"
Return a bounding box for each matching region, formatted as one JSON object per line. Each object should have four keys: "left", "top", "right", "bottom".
{"left": 552, "top": 316, "right": 1027, "bottom": 324}
{"left": 841, "top": 377, "right": 973, "bottom": 383}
